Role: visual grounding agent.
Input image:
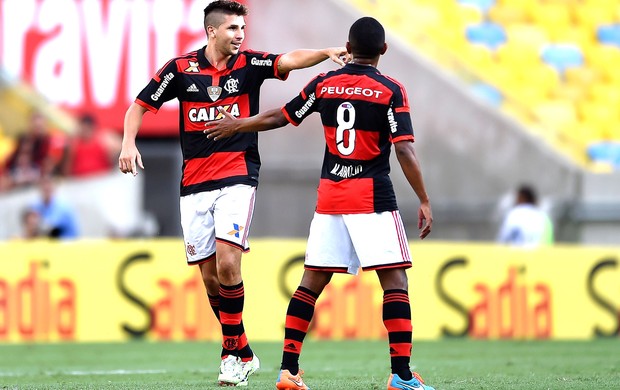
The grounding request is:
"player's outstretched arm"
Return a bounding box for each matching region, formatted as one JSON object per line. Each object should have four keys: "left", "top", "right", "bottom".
{"left": 394, "top": 140, "right": 433, "bottom": 239}
{"left": 277, "top": 47, "right": 350, "bottom": 74}
{"left": 118, "top": 103, "right": 147, "bottom": 176}
{"left": 204, "top": 107, "right": 288, "bottom": 141}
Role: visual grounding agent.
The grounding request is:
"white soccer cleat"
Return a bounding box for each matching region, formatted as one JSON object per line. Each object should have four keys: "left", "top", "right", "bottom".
{"left": 236, "top": 354, "right": 260, "bottom": 386}
{"left": 218, "top": 355, "right": 242, "bottom": 386}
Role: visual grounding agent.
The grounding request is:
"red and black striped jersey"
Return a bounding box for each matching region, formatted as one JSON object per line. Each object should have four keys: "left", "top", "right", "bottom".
{"left": 135, "top": 46, "right": 287, "bottom": 196}
{"left": 282, "top": 63, "right": 414, "bottom": 214}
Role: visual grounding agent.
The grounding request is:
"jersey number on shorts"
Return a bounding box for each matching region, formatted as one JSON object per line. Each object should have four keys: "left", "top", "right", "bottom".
{"left": 336, "top": 102, "right": 356, "bottom": 156}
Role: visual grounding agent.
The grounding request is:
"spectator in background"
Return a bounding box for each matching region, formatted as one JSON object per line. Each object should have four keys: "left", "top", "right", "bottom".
{"left": 0, "top": 123, "right": 15, "bottom": 182}
{"left": 63, "top": 114, "right": 118, "bottom": 178}
{"left": 497, "top": 184, "right": 554, "bottom": 247}
{"left": 2, "top": 110, "right": 51, "bottom": 189}
{"left": 30, "top": 176, "right": 79, "bottom": 239}
{"left": 6, "top": 147, "right": 41, "bottom": 187}
{"left": 19, "top": 207, "right": 43, "bottom": 239}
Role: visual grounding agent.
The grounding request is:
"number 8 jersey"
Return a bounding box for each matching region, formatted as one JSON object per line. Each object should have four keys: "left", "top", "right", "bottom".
{"left": 281, "top": 63, "right": 415, "bottom": 214}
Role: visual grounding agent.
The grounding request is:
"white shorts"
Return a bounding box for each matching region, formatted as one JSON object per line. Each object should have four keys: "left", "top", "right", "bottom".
{"left": 180, "top": 184, "right": 255, "bottom": 265}
{"left": 305, "top": 211, "right": 412, "bottom": 275}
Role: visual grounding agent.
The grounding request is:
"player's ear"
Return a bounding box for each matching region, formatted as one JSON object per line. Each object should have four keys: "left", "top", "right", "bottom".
{"left": 380, "top": 43, "right": 388, "bottom": 55}
{"left": 206, "top": 25, "right": 216, "bottom": 38}
{"left": 345, "top": 42, "right": 352, "bottom": 54}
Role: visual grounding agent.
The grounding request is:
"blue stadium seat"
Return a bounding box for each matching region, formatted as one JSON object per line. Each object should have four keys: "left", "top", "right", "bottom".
{"left": 596, "top": 24, "right": 620, "bottom": 47}
{"left": 540, "top": 44, "right": 584, "bottom": 74}
{"left": 470, "top": 82, "right": 503, "bottom": 106}
{"left": 458, "top": 0, "right": 496, "bottom": 13}
{"left": 465, "top": 22, "right": 507, "bottom": 49}
{"left": 587, "top": 142, "right": 620, "bottom": 168}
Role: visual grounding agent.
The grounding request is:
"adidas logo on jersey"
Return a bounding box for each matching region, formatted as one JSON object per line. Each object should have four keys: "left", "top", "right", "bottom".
{"left": 186, "top": 83, "right": 199, "bottom": 92}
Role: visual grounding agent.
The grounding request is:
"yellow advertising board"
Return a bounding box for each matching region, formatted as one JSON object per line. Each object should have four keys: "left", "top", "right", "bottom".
{"left": 0, "top": 240, "right": 618, "bottom": 342}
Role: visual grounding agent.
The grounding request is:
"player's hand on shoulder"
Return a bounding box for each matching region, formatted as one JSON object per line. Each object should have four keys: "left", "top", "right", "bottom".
{"left": 326, "top": 46, "right": 350, "bottom": 66}
{"left": 204, "top": 107, "right": 238, "bottom": 141}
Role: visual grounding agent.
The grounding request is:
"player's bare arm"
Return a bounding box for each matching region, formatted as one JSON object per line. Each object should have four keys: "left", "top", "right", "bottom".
{"left": 277, "top": 47, "right": 350, "bottom": 75}
{"left": 394, "top": 140, "right": 433, "bottom": 239}
{"left": 118, "top": 102, "right": 147, "bottom": 176}
{"left": 204, "top": 107, "right": 288, "bottom": 141}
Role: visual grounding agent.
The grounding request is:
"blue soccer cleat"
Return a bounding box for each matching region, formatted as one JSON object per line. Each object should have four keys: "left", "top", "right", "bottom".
{"left": 387, "top": 371, "right": 435, "bottom": 390}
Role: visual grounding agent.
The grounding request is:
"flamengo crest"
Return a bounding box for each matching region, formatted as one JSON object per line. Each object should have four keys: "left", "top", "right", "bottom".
{"left": 224, "top": 78, "right": 239, "bottom": 93}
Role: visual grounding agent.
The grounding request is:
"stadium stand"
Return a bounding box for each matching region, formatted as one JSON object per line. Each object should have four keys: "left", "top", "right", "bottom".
{"left": 0, "top": 125, "right": 14, "bottom": 168}
{"left": 0, "top": 71, "right": 75, "bottom": 140}
{"left": 465, "top": 21, "right": 507, "bottom": 49}
{"left": 0, "top": 70, "right": 146, "bottom": 240}
{"left": 1, "top": 0, "right": 618, "bottom": 244}
{"left": 346, "top": 0, "right": 620, "bottom": 171}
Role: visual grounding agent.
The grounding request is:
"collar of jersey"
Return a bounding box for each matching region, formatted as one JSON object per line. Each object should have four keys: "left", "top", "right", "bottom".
{"left": 198, "top": 45, "right": 240, "bottom": 71}
{"left": 345, "top": 62, "right": 380, "bottom": 74}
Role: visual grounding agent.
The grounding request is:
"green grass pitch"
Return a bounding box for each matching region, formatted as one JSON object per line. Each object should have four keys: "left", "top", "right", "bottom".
{"left": 1, "top": 339, "right": 619, "bottom": 389}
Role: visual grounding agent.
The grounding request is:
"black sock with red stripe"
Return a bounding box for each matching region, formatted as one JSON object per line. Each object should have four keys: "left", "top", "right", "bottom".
{"left": 219, "top": 282, "right": 253, "bottom": 359}
{"left": 237, "top": 323, "right": 253, "bottom": 361}
{"left": 207, "top": 293, "right": 228, "bottom": 358}
{"left": 207, "top": 293, "right": 221, "bottom": 320}
{"left": 281, "top": 286, "right": 318, "bottom": 375}
{"left": 209, "top": 293, "right": 249, "bottom": 358}
{"left": 383, "top": 289, "right": 413, "bottom": 381}
{"left": 208, "top": 293, "right": 230, "bottom": 358}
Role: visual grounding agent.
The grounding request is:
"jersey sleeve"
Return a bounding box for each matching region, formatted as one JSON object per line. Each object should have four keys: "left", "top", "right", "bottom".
{"left": 281, "top": 75, "right": 322, "bottom": 126}
{"left": 135, "top": 59, "right": 179, "bottom": 113}
{"left": 245, "top": 50, "right": 289, "bottom": 82}
{"left": 388, "top": 82, "right": 415, "bottom": 143}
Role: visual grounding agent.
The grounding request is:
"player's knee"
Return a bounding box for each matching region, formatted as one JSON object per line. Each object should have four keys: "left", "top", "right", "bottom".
{"left": 300, "top": 271, "right": 332, "bottom": 294}
{"left": 216, "top": 261, "right": 242, "bottom": 285}
{"left": 202, "top": 273, "right": 220, "bottom": 294}
{"left": 377, "top": 268, "right": 408, "bottom": 291}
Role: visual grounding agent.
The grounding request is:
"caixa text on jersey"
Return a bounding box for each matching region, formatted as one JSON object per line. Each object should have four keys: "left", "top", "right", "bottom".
{"left": 188, "top": 104, "right": 241, "bottom": 122}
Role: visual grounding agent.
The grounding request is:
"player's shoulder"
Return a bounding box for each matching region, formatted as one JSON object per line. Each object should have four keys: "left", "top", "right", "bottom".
{"left": 318, "top": 66, "right": 350, "bottom": 82}
{"left": 301, "top": 71, "right": 331, "bottom": 90}
{"left": 238, "top": 49, "right": 279, "bottom": 67}
{"left": 157, "top": 50, "right": 200, "bottom": 72}
{"left": 373, "top": 72, "right": 410, "bottom": 101}
{"left": 375, "top": 71, "right": 407, "bottom": 91}
{"left": 153, "top": 50, "right": 200, "bottom": 77}
{"left": 242, "top": 49, "right": 272, "bottom": 56}
{"left": 169, "top": 49, "right": 200, "bottom": 63}
{"left": 242, "top": 49, "right": 276, "bottom": 59}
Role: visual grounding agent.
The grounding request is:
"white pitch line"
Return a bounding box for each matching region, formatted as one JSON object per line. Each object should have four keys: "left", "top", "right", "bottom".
{"left": 58, "top": 369, "right": 167, "bottom": 376}
{"left": 0, "top": 369, "right": 167, "bottom": 377}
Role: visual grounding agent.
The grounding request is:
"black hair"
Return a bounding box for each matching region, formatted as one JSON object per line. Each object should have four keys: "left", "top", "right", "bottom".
{"left": 518, "top": 185, "right": 537, "bottom": 205}
{"left": 204, "top": 0, "right": 248, "bottom": 30}
{"left": 348, "top": 17, "right": 385, "bottom": 58}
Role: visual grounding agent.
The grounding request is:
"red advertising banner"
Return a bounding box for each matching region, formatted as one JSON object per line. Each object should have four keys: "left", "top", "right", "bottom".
{"left": 0, "top": 0, "right": 245, "bottom": 136}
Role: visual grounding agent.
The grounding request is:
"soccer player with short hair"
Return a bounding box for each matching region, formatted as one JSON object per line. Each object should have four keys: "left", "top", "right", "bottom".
{"left": 204, "top": 16, "right": 436, "bottom": 390}
{"left": 118, "top": 0, "right": 348, "bottom": 386}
